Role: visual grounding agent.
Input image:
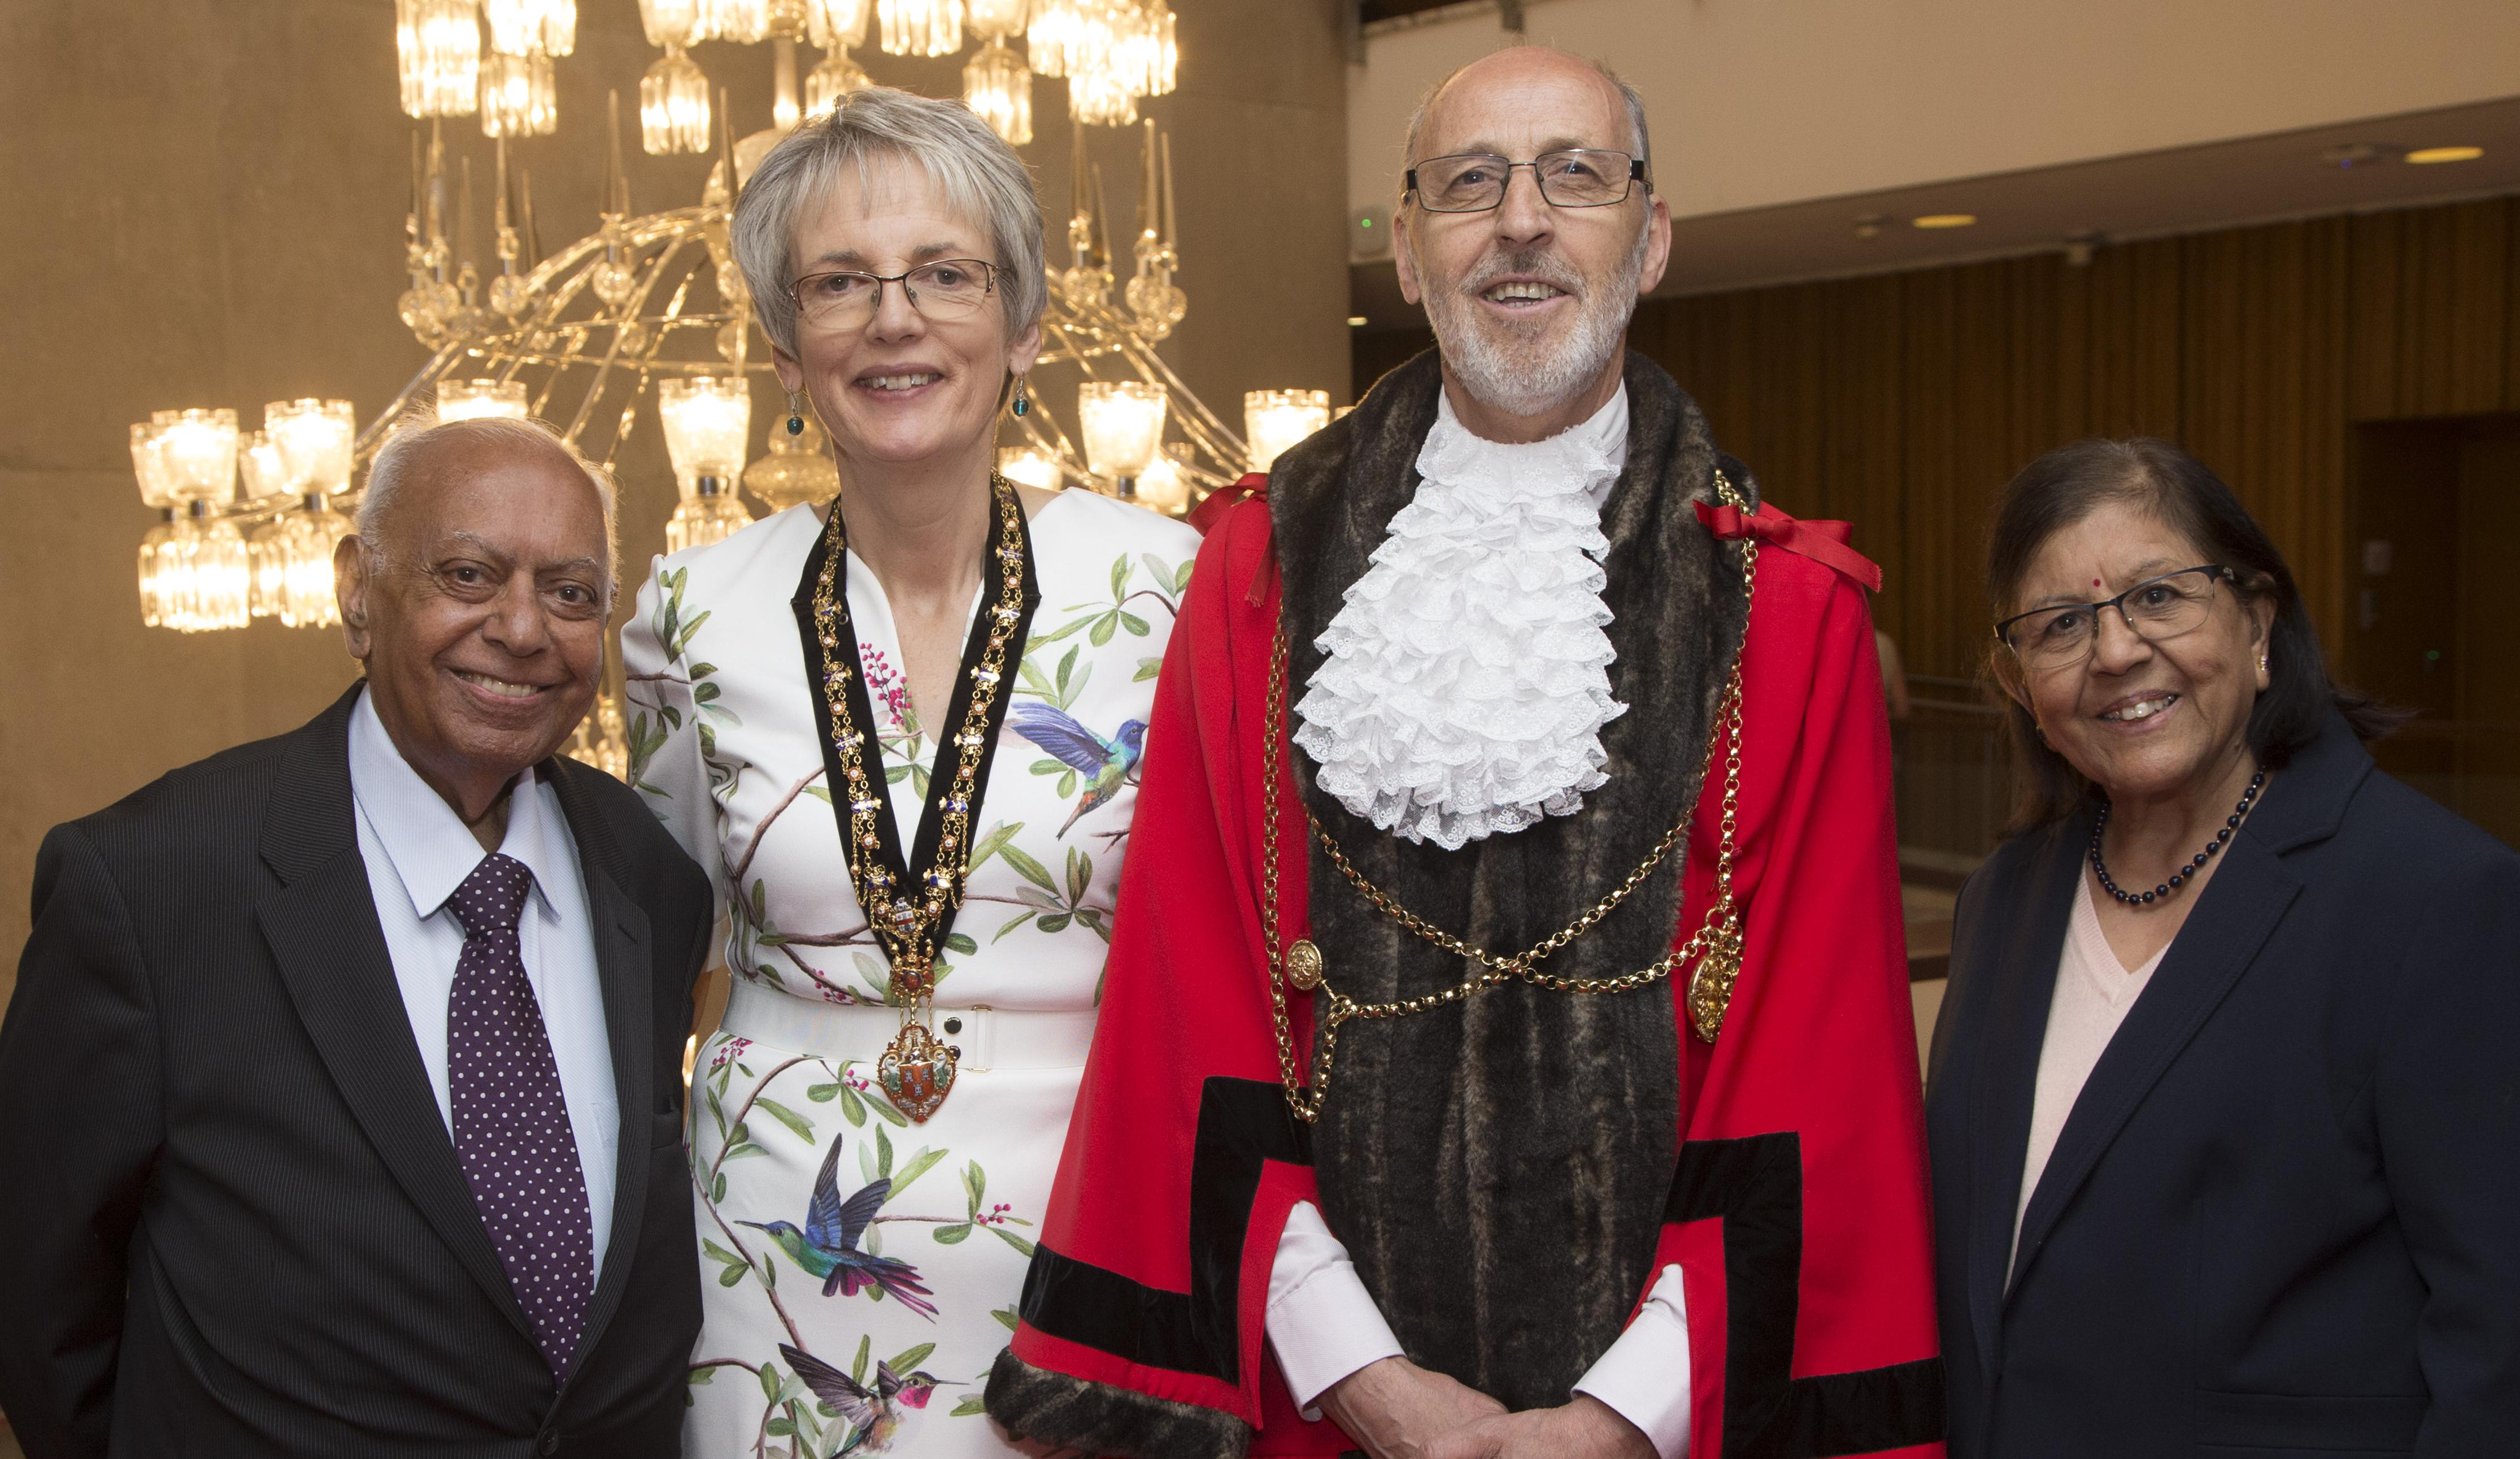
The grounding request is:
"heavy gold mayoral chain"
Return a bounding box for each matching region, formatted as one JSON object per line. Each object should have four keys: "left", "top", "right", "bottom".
{"left": 1261, "top": 470, "right": 1760, "bottom": 1124}
{"left": 810, "top": 473, "right": 1029, "bottom": 1123}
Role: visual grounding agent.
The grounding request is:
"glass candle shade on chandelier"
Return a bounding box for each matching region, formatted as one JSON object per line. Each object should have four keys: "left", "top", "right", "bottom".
{"left": 1077, "top": 380, "right": 1167, "bottom": 497}
{"left": 436, "top": 377, "right": 531, "bottom": 421}
{"left": 130, "top": 400, "right": 357, "bottom": 633}
{"left": 996, "top": 445, "right": 1063, "bottom": 490}
{"left": 1244, "top": 388, "right": 1329, "bottom": 474}
{"left": 659, "top": 376, "right": 759, "bottom": 552}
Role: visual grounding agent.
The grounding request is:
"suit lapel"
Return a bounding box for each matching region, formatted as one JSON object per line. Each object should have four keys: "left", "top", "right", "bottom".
{"left": 547, "top": 762, "right": 658, "bottom": 1368}
{"left": 255, "top": 689, "right": 536, "bottom": 1340}
{"left": 1963, "top": 819, "right": 2084, "bottom": 1379}
{"left": 2006, "top": 833, "right": 2301, "bottom": 1293}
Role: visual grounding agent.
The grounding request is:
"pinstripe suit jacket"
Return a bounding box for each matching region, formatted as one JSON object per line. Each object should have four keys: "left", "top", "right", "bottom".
{"left": 0, "top": 687, "right": 711, "bottom": 1458}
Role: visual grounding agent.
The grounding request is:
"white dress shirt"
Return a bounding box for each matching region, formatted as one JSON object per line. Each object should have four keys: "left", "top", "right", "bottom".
{"left": 1266, "top": 387, "right": 1695, "bottom": 1458}
{"left": 348, "top": 685, "right": 621, "bottom": 1276}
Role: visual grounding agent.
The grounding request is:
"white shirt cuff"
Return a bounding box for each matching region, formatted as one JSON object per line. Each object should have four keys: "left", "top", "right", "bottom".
{"left": 1265, "top": 1201, "right": 1405, "bottom": 1415}
{"left": 1570, "top": 1263, "right": 1692, "bottom": 1459}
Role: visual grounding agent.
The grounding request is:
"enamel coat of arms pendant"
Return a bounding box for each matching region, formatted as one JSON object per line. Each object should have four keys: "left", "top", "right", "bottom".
{"left": 878, "top": 1019, "right": 959, "bottom": 1123}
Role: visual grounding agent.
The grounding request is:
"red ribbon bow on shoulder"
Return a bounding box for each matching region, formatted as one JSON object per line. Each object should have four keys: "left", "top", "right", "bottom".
{"left": 1696, "top": 500, "right": 1883, "bottom": 593}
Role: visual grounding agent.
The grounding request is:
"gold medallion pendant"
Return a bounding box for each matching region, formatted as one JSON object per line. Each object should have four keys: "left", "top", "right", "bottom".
{"left": 878, "top": 1021, "right": 960, "bottom": 1123}
{"left": 1683, "top": 914, "right": 1745, "bottom": 1043}
{"left": 1285, "top": 939, "right": 1325, "bottom": 991}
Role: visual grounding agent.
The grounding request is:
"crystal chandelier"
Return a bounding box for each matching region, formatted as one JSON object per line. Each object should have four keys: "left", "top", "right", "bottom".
{"left": 658, "top": 376, "right": 759, "bottom": 552}
{"left": 1077, "top": 379, "right": 1167, "bottom": 497}
{"left": 1243, "top": 389, "right": 1329, "bottom": 473}
{"left": 641, "top": 0, "right": 707, "bottom": 47}
{"left": 482, "top": 0, "right": 576, "bottom": 57}
{"left": 481, "top": 52, "right": 559, "bottom": 137}
{"left": 963, "top": 39, "right": 1033, "bottom": 146}
{"left": 149, "top": 507, "right": 254, "bottom": 633}
{"left": 642, "top": 47, "right": 712, "bottom": 155}
{"left": 996, "top": 445, "right": 1063, "bottom": 489}
{"left": 878, "top": 0, "right": 961, "bottom": 58}
{"left": 1030, "top": 0, "right": 1176, "bottom": 115}
{"left": 398, "top": 0, "right": 483, "bottom": 118}
{"left": 248, "top": 497, "right": 356, "bottom": 628}
{"left": 124, "top": 0, "right": 1356, "bottom": 654}
{"left": 745, "top": 416, "right": 842, "bottom": 511}
{"left": 438, "top": 377, "right": 530, "bottom": 420}
{"left": 567, "top": 691, "right": 633, "bottom": 779}
{"left": 708, "top": 0, "right": 777, "bottom": 46}
{"left": 807, "top": 0, "right": 874, "bottom": 47}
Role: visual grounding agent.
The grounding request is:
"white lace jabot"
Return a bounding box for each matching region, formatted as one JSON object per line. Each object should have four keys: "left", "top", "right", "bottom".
{"left": 1292, "top": 385, "right": 1630, "bottom": 849}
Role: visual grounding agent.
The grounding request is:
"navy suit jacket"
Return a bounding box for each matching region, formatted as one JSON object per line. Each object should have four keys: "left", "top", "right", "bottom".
{"left": 1926, "top": 712, "right": 2520, "bottom": 1458}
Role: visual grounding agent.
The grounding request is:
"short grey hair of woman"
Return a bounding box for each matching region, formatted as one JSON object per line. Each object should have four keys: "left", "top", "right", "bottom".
{"left": 733, "top": 86, "right": 1048, "bottom": 361}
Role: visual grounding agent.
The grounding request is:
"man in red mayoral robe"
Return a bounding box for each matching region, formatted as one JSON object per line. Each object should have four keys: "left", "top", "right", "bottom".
{"left": 986, "top": 46, "right": 1943, "bottom": 1459}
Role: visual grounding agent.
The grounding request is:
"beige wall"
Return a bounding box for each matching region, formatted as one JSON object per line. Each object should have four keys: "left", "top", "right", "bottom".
{"left": 1351, "top": 0, "right": 2520, "bottom": 223}
{"left": 0, "top": 0, "right": 1348, "bottom": 1001}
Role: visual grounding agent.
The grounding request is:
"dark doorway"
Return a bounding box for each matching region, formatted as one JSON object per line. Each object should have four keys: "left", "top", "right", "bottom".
{"left": 2349, "top": 414, "right": 2520, "bottom": 848}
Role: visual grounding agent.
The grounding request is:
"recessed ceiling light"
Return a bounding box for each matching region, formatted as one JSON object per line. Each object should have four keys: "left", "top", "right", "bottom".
{"left": 1913, "top": 213, "right": 1977, "bottom": 229}
{"left": 2408, "top": 145, "right": 2484, "bottom": 165}
{"left": 1347, "top": 315, "right": 1369, "bottom": 327}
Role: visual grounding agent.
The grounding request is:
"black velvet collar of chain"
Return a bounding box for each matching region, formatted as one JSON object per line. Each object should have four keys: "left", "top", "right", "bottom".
{"left": 787, "top": 489, "right": 1043, "bottom": 961}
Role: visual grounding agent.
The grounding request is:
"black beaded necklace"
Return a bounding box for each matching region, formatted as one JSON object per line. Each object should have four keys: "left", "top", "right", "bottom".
{"left": 2090, "top": 770, "right": 2266, "bottom": 906}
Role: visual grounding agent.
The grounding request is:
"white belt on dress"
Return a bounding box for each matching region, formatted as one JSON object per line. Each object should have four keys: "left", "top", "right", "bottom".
{"left": 719, "top": 977, "right": 1099, "bottom": 1072}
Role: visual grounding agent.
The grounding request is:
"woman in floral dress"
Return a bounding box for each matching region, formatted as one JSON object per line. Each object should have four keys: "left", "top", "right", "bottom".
{"left": 624, "top": 89, "right": 1199, "bottom": 1457}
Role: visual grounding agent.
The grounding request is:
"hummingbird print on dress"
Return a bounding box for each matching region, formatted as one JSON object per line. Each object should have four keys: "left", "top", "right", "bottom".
{"left": 1010, "top": 702, "right": 1147, "bottom": 836}
{"left": 779, "top": 1343, "right": 957, "bottom": 1456}
{"left": 740, "top": 1134, "right": 938, "bottom": 1318}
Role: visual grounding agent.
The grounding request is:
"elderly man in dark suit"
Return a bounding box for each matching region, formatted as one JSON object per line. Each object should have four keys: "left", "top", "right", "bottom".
{"left": 0, "top": 414, "right": 712, "bottom": 1458}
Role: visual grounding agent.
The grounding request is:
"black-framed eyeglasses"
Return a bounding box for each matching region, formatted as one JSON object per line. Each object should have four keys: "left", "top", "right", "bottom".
{"left": 789, "top": 258, "right": 998, "bottom": 331}
{"left": 1404, "top": 150, "right": 1648, "bottom": 213}
{"left": 1996, "top": 565, "right": 2235, "bottom": 672}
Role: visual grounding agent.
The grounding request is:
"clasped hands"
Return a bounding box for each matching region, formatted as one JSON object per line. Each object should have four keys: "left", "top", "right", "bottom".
{"left": 1318, "top": 1356, "right": 1657, "bottom": 1459}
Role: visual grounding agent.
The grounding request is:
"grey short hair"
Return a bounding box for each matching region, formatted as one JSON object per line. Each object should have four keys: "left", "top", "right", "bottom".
{"left": 733, "top": 86, "right": 1048, "bottom": 359}
{"left": 359, "top": 407, "right": 620, "bottom": 588}
{"left": 1398, "top": 47, "right": 1652, "bottom": 207}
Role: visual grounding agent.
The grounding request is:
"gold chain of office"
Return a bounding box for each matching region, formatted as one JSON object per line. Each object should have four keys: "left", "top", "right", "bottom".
{"left": 1260, "top": 469, "right": 1760, "bottom": 1124}
{"left": 809, "top": 472, "right": 1028, "bottom": 1123}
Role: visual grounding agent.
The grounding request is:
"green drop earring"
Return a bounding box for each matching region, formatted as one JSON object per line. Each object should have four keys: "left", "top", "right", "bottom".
{"left": 1011, "top": 373, "right": 1029, "bottom": 417}
{"left": 786, "top": 386, "right": 806, "bottom": 436}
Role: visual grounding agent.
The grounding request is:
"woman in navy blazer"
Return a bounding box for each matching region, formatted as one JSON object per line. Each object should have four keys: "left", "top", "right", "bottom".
{"left": 1926, "top": 438, "right": 2520, "bottom": 1457}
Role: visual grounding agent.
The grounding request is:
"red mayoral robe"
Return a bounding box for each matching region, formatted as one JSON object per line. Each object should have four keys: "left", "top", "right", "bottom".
{"left": 996, "top": 484, "right": 1946, "bottom": 1459}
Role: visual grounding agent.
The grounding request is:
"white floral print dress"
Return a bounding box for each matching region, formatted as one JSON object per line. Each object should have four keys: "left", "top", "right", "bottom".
{"left": 623, "top": 489, "right": 1198, "bottom": 1458}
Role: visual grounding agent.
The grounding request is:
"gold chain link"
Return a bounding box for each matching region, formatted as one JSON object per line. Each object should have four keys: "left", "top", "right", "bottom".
{"left": 1261, "top": 471, "right": 1759, "bottom": 1122}
{"left": 811, "top": 473, "right": 1026, "bottom": 1017}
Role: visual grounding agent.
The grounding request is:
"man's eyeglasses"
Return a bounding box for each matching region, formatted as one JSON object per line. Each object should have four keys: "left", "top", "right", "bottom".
{"left": 1995, "top": 565, "right": 2235, "bottom": 672}
{"left": 789, "top": 259, "right": 998, "bottom": 331}
{"left": 1404, "top": 150, "right": 1647, "bottom": 214}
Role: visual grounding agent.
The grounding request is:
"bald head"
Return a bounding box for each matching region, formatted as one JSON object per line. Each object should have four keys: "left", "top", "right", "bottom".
{"left": 1402, "top": 46, "right": 1651, "bottom": 186}
{"left": 358, "top": 412, "right": 619, "bottom": 589}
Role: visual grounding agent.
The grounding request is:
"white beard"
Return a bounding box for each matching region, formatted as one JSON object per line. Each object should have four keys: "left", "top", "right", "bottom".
{"left": 1412, "top": 219, "right": 1650, "bottom": 419}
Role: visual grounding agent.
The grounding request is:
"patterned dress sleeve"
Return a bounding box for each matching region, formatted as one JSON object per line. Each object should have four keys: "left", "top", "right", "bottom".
{"left": 625, "top": 557, "right": 728, "bottom": 924}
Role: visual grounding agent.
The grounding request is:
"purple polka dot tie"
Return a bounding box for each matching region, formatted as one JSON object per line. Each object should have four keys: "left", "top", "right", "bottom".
{"left": 447, "top": 852, "right": 593, "bottom": 1376}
